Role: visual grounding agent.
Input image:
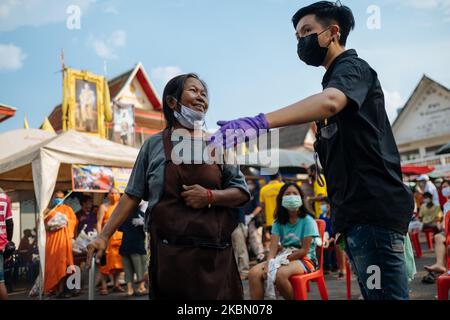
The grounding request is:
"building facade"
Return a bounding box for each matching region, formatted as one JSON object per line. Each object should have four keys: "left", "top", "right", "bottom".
{"left": 392, "top": 75, "right": 450, "bottom": 174}
{"left": 48, "top": 62, "right": 165, "bottom": 147}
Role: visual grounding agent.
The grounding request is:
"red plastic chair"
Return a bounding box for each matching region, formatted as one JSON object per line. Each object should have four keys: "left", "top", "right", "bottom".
{"left": 345, "top": 257, "right": 351, "bottom": 300}
{"left": 329, "top": 246, "right": 352, "bottom": 300}
{"left": 409, "top": 232, "right": 422, "bottom": 258}
{"left": 289, "top": 219, "right": 328, "bottom": 300}
{"left": 422, "top": 228, "right": 434, "bottom": 250}
{"left": 437, "top": 213, "right": 450, "bottom": 300}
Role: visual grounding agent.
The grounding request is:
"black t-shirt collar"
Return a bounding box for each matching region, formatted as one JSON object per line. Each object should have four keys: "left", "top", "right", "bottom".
{"left": 322, "top": 49, "right": 358, "bottom": 86}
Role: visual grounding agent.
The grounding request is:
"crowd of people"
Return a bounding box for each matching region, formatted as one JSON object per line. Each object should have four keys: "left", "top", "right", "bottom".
{"left": 231, "top": 168, "right": 346, "bottom": 287}
{"left": 2, "top": 171, "right": 445, "bottom": 300}
{"left": 11, "top": 188, "right": 149, "bottom": 299}
{"left": 410, "top": 175, "right": 450, "bottom": 284}
{"left": 1, "top": 1, "right": 449, "bottom": 301}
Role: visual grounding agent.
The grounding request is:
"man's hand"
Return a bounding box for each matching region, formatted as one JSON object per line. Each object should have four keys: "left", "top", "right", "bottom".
{"left": 181, "top": 185, "right": 209, "bottom": 209}
{"left": 210, "top": 113, "right": 269, "bottom": 149}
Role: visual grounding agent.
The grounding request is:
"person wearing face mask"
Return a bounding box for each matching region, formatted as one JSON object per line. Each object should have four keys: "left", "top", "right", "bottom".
{"left": 435, "top": 178, "right": 448, "bottom": 209}
{"left": 87, "top": 74, "right": 250, "bottom": 300}
{"left": 417, "top": 175, "right": 440, "bottom": 207}
{"left": 212, "top": 1, "right": 414, "bottom": 300}
{"left": 419, "top": 192, "right": 443, "bottom": 234}
{"left": 424, "top": 180, "right": 450, "bottom": 277}
{"left": 96, "top": 188, "right": 124, "bottom": 295}
{"left": 248, "top": 183, "right": 319, "bottom": 300}
{"left": 43, "top": 190, "right": 78, "bottom": 298}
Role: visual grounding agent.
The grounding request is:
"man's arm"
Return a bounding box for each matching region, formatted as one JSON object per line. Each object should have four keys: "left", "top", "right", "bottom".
{"left": 250, "top": 206, "right": 262, "bottom": 217}
{"left": 265, "top": 88, "right": 348, "bottom": 129}
{"left": 6, "top": 197, "right": 13, "bottom": 241}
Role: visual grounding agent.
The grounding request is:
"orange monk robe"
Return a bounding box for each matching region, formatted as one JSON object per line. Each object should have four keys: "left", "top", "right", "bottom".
{"left": 44, "top": 204, "right": 78, "bottom": 293}
{"left": 99, "top": 203, "right": 123, "bottom": 275}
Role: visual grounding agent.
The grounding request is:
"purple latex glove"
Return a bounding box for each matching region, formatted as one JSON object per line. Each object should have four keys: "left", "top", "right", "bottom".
{"left": 209, "top": 113, "right": 269, "bottom": 149}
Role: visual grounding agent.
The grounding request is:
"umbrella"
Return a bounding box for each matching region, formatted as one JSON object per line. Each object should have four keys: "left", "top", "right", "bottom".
{"left": 401, "top": 165, "right": 434, "bottom": 175}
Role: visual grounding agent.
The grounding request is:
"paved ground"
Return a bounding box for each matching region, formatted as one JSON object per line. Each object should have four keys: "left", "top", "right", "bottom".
{"left": 8, "top": 233, "right": 443, "bottom": 300}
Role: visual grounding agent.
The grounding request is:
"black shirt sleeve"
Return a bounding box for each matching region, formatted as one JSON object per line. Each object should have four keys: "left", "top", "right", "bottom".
{"left": 325, "top": 60, "right": 373, "bottom": 109}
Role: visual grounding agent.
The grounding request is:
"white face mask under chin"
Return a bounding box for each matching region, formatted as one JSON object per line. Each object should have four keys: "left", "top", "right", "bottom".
{"left": 173, "top": 104, "right": 205, "bottom": 129}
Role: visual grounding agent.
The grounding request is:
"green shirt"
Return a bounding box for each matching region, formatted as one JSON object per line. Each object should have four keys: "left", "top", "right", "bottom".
{"left": 271, "top": 215, "right": 319, "bottom": 263}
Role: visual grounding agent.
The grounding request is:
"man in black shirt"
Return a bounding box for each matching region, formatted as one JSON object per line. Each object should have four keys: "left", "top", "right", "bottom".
{"left": 214, "top": 1, "right": 414, "bottom": 300}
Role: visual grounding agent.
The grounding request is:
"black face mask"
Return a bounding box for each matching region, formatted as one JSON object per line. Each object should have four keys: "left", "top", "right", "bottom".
{"left": 297, "top": 28, "right": 331, "bottom": 67}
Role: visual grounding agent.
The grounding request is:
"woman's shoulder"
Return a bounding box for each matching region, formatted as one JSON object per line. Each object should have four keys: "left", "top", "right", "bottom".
{"left": 272, "top": 220, "right": 283, "bottom": 230}
{"left": 138, "top": 131, "right": 165, "bottom": 160}
{"left": 142, "top": 131, "right": 164, "bottom": 149}
{"left": 301, "top": 214, "right": 316, "bottom": 224}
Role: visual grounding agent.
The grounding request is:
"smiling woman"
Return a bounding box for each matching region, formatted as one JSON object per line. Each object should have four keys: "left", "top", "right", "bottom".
{"left": 162, "top": 74, "right": 209, "bottom": 129}
{"left": 87, "top": 73, "right": 251, "bottom": 300}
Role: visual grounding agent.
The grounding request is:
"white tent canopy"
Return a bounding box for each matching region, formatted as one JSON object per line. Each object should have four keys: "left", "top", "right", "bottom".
{"left": 0, "top": 128, "right": 56, "bottom": 160}
{"left": 0, "top": 129, "right": 139, "bottom": 297}
{"left": 0, "top": 129, "right": 139, "bottom": 193}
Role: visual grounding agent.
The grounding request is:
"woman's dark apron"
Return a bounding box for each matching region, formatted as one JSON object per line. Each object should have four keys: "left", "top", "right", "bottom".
{"left": 148, "top": 129, "right": 243, "bottom": 300}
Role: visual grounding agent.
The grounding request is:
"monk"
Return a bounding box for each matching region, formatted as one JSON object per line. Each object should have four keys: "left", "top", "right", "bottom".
{"left": 44, "top": 190, "right": 77, "bottom": 297}
{"left": 97, "top": 188, "right": 124, "bottom": 295}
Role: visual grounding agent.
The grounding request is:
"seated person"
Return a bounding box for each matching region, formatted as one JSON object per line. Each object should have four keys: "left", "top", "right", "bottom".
{"left": 75, "top": 195, "right": 97, "bottom": 237}
{"left": 18, "top": 229, "right": 34, "bottom": 265}
{"left": 419, "top": 192, "right": 443, "bottom": 233}
{"left": 424, "top": 181, "right": 450, "bottom": 275}
{"left": 248, "top": 182, "right": 319, "bottom": 300}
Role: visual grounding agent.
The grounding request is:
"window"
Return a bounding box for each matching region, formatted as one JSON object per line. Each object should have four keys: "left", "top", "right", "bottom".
{"left": 425, "top": 145, "right": 444, "bottom": 157}
{"left": 400, "top": 150, "right": 420, "bottom": 161}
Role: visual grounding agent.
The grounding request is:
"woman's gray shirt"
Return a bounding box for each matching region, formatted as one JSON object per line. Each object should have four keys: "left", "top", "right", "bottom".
{"left": 124, "top": 132, "right": 250, "bottom": 230}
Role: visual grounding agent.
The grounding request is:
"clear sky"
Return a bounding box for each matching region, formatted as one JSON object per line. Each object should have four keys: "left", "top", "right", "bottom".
{"left": 1, "top": 0, "right": 450, "bottom": 133}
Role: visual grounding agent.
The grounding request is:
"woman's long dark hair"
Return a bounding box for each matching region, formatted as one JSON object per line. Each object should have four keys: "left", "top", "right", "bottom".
{"left": 162, "top": 73, "right": 208, "bottom": 129}
{"left": 274, "top": 182, "right": 314, "bottom": 225}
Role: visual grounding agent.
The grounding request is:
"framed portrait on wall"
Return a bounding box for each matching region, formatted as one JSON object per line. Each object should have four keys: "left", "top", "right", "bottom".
{"left": 75, "top": 79, "right": 98, "bottom": 133}
{"left": 62, "top": 68, "right": 111, "bottom": 138}
{"left": 111, "top": 102, "right": 135, "bottom": 147}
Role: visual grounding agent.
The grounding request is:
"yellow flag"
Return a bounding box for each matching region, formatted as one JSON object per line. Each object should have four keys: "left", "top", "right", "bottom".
{"left": 24, "top": 116, "right": 29, "bottom": 129}
{"left": 103, "top": 76, "right": 112, "bottom": 122}
{"left": 41, "top": 117, "right": 56, "bottom": 133}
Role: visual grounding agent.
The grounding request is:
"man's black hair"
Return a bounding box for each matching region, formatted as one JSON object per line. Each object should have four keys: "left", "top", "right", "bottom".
{"left": 292, "top": 1, "right": 355, "bottom": 46}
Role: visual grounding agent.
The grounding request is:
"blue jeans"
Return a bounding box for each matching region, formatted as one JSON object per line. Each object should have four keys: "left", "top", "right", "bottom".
{"left": 344, "top": 225, "right": 409, "bottom": 300}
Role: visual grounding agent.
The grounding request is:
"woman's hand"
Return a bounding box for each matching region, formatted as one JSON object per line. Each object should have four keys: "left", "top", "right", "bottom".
{"left": 86, "top": 235, "right": 108, "bottom": 269}
{"left": 181, "top": 184, "right": 209, "bottom": 209}
{"left": 287, "top": 249, "right": 300, "bottom": 261}
{"left": 261, "top": 261, "right": 269, "bottom": 280}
